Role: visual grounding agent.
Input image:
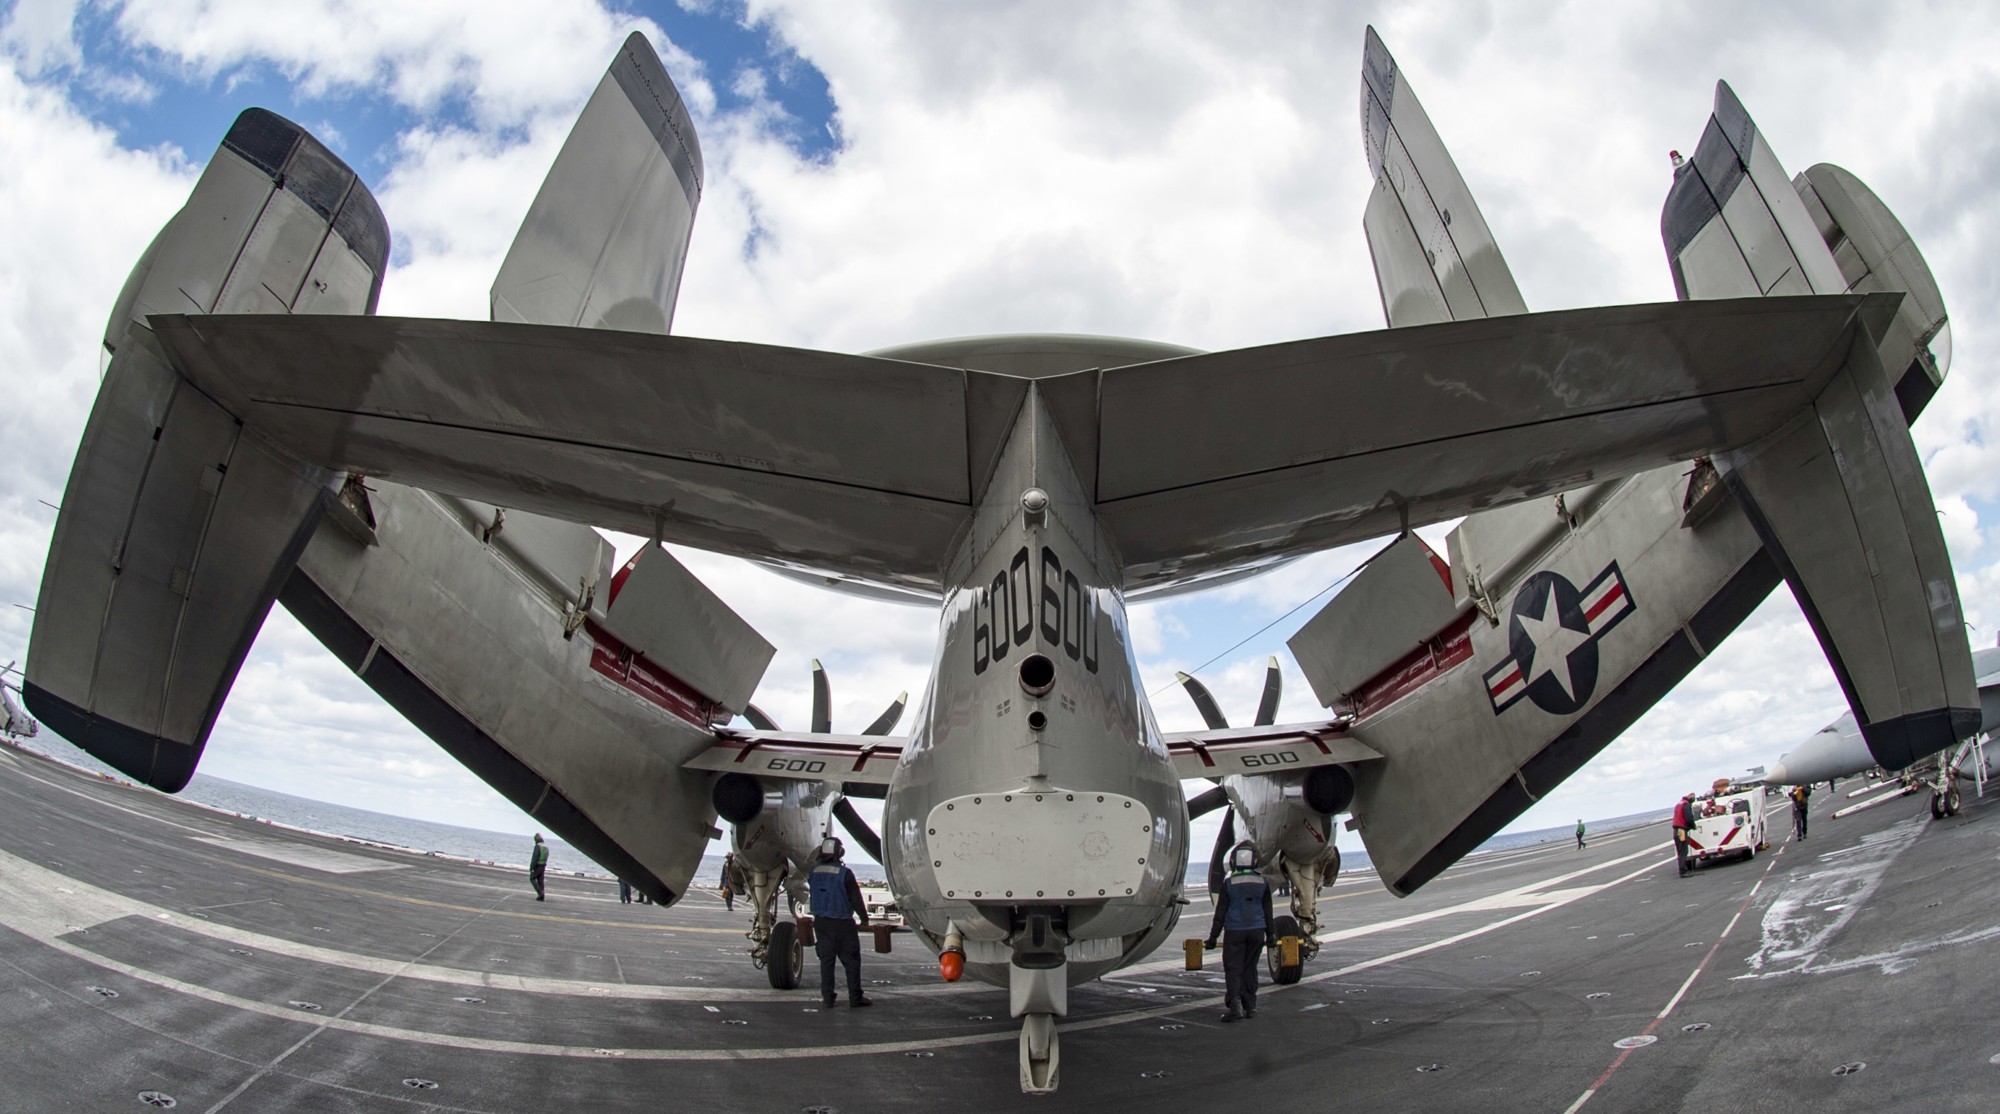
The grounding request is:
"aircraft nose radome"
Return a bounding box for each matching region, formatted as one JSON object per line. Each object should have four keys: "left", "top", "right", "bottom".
{"left": 1766, "top": 760, "right": 1791, "bottom": 785}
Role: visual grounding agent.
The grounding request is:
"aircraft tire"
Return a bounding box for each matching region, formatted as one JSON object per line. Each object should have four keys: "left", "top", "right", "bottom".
{"left": 1947, "top": 785, "right": 1962, "bottom": 816}
{"left": 1266, "top": 915, "right": 1304, "bottom": 985}
{"left": 767, "top": 921, "right": 803, "bottom": 990}
{"left": 1931, "top": 792, "right": 1946, "bottom": 820}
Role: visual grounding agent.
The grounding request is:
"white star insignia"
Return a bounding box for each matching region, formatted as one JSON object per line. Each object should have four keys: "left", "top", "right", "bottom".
{"left": 1516, "top": 590, "right": 1591, "bottom": 700}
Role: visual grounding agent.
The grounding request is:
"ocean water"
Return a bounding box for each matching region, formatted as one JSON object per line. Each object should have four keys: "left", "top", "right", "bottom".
{"left": 13, "top": 735, "right": 1660, "bottom": 888}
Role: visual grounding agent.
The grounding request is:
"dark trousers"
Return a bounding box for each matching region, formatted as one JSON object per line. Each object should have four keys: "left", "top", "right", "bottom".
{"left": 1672, "top": 827, "right": 1689, "bottom": 874}
{"left": 619, "top": 880, "right": 631, "bottom": 903}
{"left": 815, "top": 918, "right": 864, "bottom": 1003}
{"left": 1222, "top": 929, "right": 1264, "bottom": 1015}
{"left": 530, "top": 866, "right": 546, "bottom": 900}
{"left": 1793, "top": 804, "right": 1808, "bottom": 840}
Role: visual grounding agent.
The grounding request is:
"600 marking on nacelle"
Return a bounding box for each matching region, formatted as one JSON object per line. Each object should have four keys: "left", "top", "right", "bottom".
{"left": 972, "top": 545, "right": 1100, "bottom": 675}
{"left": 1238, "top": 751, "right": 1300, "bottom": 768}
{"left": 765, "top": 758, "right": 826, "bottom": 774}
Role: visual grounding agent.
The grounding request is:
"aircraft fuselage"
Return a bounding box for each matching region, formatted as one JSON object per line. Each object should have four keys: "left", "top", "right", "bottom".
{"left": 881, "top": 378, "right": 1190, "bottom": 987}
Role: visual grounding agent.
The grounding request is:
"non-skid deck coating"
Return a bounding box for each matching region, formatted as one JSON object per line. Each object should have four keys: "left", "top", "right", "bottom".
{"left": 2, "top": 744, "right": 1997, "bottom": 1113}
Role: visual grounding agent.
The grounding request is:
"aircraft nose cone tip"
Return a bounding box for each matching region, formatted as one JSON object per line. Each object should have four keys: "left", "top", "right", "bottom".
{"left": 1766, "top": 762, "right": 1789, "bottom": 785}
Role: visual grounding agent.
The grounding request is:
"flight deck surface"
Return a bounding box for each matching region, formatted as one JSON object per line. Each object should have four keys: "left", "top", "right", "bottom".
{"left": 2, "top": 745, "right": 1996, "bottom": 1112}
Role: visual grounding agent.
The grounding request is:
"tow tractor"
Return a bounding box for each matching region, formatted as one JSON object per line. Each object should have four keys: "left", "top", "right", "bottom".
{"left": 1685, "top": 782, "right": 1768, "bottom": 868}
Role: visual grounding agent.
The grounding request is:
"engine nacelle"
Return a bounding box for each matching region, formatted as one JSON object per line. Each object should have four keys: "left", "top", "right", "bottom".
{"left": 1225, "top": 767, "right": 1349, "bottom": 872}
{"left": 720, "top": 774, "right": 839, "bottom": 883}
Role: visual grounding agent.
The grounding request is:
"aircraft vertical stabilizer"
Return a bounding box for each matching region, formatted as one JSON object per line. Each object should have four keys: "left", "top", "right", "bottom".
{"left": 1664, "top": 82, "right": 1975, "bottom": 769}
{"left": 25, "top": 110, "right": 388, "bottom": 791}
{"left": 1359, "top": 25, "right": 1527, "bottom": 329}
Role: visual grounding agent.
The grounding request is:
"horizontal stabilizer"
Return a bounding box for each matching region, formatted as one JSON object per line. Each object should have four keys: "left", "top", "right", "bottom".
{"left": 156, "top": 294, "right": 1879, "bottom": 596}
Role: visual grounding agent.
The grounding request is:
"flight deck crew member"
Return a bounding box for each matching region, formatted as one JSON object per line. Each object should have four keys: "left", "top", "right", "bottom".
{"left": 722, "top": 852, "right": 745, "bottom": 912}
{"left": 1204, "top": 842, "right": 1275, "bottom": 1022}
{"left": 807, "top": 837, "right": 872, "bottom": 1008}
{"left": 529, "top": 833, "right": 549, "bottom": 901}
{"left": 1575, "top": 819, "right": 1586, "bottom": 850}
{"left": 1671, "top": 793, "right": 1695, "bottom": 876}
{"left": 1790, "top": 784, "right": 1811, "bottom": 841}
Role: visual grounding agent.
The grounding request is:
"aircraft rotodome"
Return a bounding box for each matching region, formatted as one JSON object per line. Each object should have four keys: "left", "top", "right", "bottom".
{"left": 25, "top": 27, "right": 1971, "bottom": 1093}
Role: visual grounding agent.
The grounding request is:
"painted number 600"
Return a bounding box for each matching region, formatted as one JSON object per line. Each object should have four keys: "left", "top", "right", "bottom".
{"left": 766, "top": 758, "right": 826, "bottom": 774}
{"left": 1239, "top": 752, "right": 1300, "bottom": 768}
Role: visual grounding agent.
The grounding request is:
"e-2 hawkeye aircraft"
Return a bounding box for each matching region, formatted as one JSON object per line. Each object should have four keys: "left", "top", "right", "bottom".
{"left": 22, "top": 27, "right": 1972, "bottom": 1093}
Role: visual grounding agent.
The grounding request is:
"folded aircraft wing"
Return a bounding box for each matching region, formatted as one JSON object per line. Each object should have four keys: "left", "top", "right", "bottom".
{"left": 152, "top": 293, "right": 1875, "bottom": 594}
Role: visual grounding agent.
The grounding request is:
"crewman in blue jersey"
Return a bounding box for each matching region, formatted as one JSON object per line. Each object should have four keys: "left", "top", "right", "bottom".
{"left": 1204, "top": 842, "right": 1276, "bottom": 1022}
{"left": 807, "top": 836, "right": 872, "bottom": 1008}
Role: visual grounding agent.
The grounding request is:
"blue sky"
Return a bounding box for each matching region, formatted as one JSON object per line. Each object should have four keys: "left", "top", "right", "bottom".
{"left": 6, "top": 1, "right": 2000, "bottom": 869}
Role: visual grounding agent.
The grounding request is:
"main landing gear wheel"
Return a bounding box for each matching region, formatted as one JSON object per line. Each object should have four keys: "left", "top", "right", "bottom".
{"left": 1933, "top": 785, "right": 1962, "bottom": 819}
{"left": 767, "top": 920, "right": 803, "bottom": 990}
{"left": 1266, "top": 914, "right": 1304, "bottom": 985}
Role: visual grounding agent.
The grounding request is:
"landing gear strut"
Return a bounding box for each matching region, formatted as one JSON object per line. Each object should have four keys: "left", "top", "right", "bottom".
{"left": 1012, "top": 962, "right": 1066, "bottom": 1093}
{"left": 1010, "top": 908, "right": 1067, "bottom": 1093}
{"left": 1267, "top": 848, "right": 1337, "bottom": 983}
{"left": 743, "top": 865, "right": 790, "bottom": 973}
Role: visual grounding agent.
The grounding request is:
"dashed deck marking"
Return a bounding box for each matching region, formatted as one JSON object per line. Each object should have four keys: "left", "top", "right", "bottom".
{"left": 1563, "top": 847, "right": 1783, "bottom": 1113}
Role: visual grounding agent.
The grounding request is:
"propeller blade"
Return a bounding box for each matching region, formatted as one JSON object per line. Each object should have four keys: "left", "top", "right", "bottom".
{"left": 810, "top": 658, "right": 832, "bottom": 734}
{"left": 1254, "top": 656, "right": 1282, "bottom": 727}
{"left": 1176, "top": 671, "right": 1231, "bottom": 730}
{"left": 741, "top": 703, "right": 780, "bottom": 730}
{"left": 1186, "top": 785, "right": 1231, "bottom": 818}
{"left": 1206, "top": 808, "right": 1237, "bottom": 897}
{"left": 862, "top": 691, "right": 908, "bottom": 736}
{"left": 832, "top": 797, "right": 883, "bottom": 864}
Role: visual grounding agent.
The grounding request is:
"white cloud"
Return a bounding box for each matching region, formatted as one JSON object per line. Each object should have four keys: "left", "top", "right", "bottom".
{"left": 0, "top": 0, "right": 83, "bottom": 74}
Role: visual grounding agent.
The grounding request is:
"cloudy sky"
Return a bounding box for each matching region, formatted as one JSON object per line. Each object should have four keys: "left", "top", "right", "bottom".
{"left": 4, "top": 1, "right": 1997, "bottom": 869}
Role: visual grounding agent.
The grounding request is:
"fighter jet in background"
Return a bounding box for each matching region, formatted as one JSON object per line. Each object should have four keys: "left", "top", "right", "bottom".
{"left": 1767, "top": 643, "right": 2000, "bottom": 816}
{"left": 0, "top": 663, "right": 38, "bottom": 740}
{"left": 22, "top": 27, "right": 1972, "bottom": 1092}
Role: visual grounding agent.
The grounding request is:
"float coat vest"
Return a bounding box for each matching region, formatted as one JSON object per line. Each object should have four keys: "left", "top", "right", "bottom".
{"left": 808, "top": 862, "right": 854, "bottom": 919}
{"left": 1222, "top": 871, "right": 1269, "bottom": 932}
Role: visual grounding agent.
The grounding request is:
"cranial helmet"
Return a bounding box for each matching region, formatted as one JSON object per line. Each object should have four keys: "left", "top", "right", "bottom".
{"left": 1230, "top": 843, "right": 1257, "bottom": 871}
{"left": 820, "top": 835, "right": 845, "bottom": 861}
